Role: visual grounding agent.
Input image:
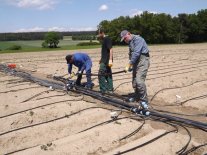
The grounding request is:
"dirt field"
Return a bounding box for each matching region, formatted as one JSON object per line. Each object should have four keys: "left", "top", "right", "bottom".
{"left": 0, "top": 43, "right": 207, "bottom": 155}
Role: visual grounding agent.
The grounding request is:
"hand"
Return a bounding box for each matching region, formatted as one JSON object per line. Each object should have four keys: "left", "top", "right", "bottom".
{"left": 68, "top": 72, "right": 75, "bottom": 79}
{"left": 108, "top": 60, "right": 113, "bottom": 67}
{"left": 99, "top": 60, "right": 101, "bottom": 64}
{"left": 68, "top": 73, "right": 72, "bottom": 79}
{"left": 125, "top": 64, "right": 133, "bottom": 72}
{"left": 76, "top": 71, "right": 82, "bottom": 75}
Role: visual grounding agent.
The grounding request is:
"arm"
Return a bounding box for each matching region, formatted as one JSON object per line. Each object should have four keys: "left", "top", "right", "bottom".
{"left": 129, "top": 38, "right": 144, "bottom": 65}
{"left": 79, "top": 66, "right": 83, "bottom": 72}
{"left": 68, "top": 64, "right": 73, "bottom": 74}
{"left": 107, "top": 38, "right": 113, "bottom": 66}
{"left": 109, "top": 48, "right": 113, "bottom": 61}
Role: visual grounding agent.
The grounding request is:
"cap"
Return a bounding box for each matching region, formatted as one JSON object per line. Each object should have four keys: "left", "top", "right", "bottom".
{"left": 120, "top": 30, "right": 129, "bottom": 42}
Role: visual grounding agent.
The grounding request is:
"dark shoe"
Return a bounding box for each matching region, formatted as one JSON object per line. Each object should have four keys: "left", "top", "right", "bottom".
{"left": 85, "top": 85, "right": 92, "bottom": 89}
{"left": 107, "top": 90, "right": 114, "bottom": 94}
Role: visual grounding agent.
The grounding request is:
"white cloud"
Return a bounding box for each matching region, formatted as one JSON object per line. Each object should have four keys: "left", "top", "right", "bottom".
{"left": 48, "top": 27, "right": 67, "bottom": 31}
{"left": 129, "top": 9, "right": 158, "bottom": 17}
{"left": 130, "top": 10, "right": 144, "bottom": 17}
{"left": 99, "top": 4, "right": 108, "bottom": 11}
{"left": 8, "top": 0, "right": 58, "bottom": 10}
{"left": 15, "top": 26, "right": 96, "bottom": 32}
{"left": 68, "top": 27, "right": 96, "bottom": 31}
{"left": 15, "top": 26, "right": 45, "bottom": 32}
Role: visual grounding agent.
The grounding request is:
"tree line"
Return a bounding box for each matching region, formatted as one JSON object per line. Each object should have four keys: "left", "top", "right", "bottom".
{"left": 98, "top": 9, "right": 207, "bottom": 44}
{"left": 0, "top": 31, "right": 96, "bottom": 41}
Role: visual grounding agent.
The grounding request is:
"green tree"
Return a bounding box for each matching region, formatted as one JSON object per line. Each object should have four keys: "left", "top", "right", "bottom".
{"left": 97, "top": 9, "right": 207, "bottom": 44}
{"left": 42, "top": 32, "right": 60, "bottom": 48}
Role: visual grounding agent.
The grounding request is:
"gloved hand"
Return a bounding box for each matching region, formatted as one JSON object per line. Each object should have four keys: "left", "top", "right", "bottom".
{"left": 76, "top": 70, "right": 82, "bottom": 75}
{"left": 125, "top": 64, "right": 133, "bottom": 72}
{"left": 68, "top": 73, "right": 72, "bottom": 79}
{"left": 108, "top": 60, "right": 113, "bottom": 67}
{"left": 68, "top": 72, "right": 75, "bottom": 79}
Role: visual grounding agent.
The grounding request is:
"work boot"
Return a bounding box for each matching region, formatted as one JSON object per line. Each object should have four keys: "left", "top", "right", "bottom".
{"left": 85, "top": 83, "right": 93, "bottom": 89}
{"left": 107, "top": 90, "right": 114, "bottom": 94}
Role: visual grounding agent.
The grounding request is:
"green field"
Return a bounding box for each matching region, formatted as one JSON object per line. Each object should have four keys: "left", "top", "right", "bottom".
{"left": 0, "top": 40, "right": 100, "bottom": 54}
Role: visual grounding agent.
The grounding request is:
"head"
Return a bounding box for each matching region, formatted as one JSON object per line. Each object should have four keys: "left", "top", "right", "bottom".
{"left": 97, "top": 28, "right": 105, "bottom": 40}
{"left": 120, "top": 30, "right": 131, "bottom": 44}
{"left": 65, "top": 55, "right": 73, "bottom": 64}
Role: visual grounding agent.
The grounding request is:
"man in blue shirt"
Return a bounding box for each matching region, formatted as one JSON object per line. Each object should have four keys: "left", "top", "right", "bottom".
{"left": 65, "top": 52, "right": 93, "bottom": 89}
{"left": 120, "top": 30, "right": 150, "bottom": 107}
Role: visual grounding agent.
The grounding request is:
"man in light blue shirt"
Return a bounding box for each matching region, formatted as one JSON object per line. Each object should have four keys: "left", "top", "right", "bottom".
{"left": 120, "top": 30, "right": 150, "bottom": 107}
{"left": 65, "top": 52, "right": 92, "bottom": 89}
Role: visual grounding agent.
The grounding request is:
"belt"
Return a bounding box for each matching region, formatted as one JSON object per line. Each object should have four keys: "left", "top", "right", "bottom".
{"left": 141, "top": 52, "right": 150, "bottom": 57}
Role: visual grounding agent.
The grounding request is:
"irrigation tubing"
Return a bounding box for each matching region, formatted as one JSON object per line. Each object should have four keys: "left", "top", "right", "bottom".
{"left": 0, "top": 98, "right": 83, "bottom": 119}
{"left": 150, "top": 79, "right": 207, "bottom": 103}
{"left": 21, "top": 90, "right": 51, "bottom": 103}
{"left": 36, "top": 93, "right": 67, "bottom": 100}
{"left": 114, "top": 120, "right": 179, "bottom": 155}
{"left": 1, "top": 65, "right": 207, "bottom": 131}
{"left": 5, "top": 144, "right": 40, "bottom": 155}
{"left": 114, "top": 128, "right": 178, "bottom": 155}
{"left": 71, "top": 85, "right": 207, "bottom": 131}
{"left": 152, "top": 108, "right": 206, "bottom": 117}
{"left": 150, "top": 111, "right": 207, "bottom": 131}
{"left": 70, "top": 83, "right": 207, "bottom": 131}
{"left": 118, "top": 118, "right": 145, "bottom": 141}
{"left": 82, "top": 70, "right": 126, "bottom": 76}
{"left": 77, "top": 116, "right": 142, "bottom": 134}
{"left": 0, "top": 86, "right": 41, "bottom": 94}
{"left": 176, "top": 124, "right": 192, "bottom": 155}
{"left": 0, "top": 107, "right": 113, "bottom": 137}
{"left": 7, "top": 81, "right": 32, "bottom": 88}
{"left": 179, "top": 143, "right": 207, "bottom": 155}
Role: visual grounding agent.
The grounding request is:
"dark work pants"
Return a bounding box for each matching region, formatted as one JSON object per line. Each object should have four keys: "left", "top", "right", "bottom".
{"left": 98, "top": 63, "right": 113, "bottom": 92}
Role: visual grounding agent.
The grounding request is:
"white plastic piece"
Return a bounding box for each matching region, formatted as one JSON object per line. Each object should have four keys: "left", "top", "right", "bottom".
{"left": 176, "top": 95, "right": 181, "bottom": 103}
{"left": 110, "top": 111, "right": 118, "bottom": 118}
{"left": 176, "top": 95, "right": 181, "bottom": 99}
{"left": 49, "top": 86, "right": 54, "bottom": 90}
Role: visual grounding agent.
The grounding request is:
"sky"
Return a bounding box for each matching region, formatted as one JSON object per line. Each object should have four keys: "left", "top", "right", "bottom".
{"left": 0, "top": 0, "right": 207, "bottom": 33}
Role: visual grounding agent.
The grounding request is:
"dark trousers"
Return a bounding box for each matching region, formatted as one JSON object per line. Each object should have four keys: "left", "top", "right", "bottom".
{"left": 76, "top": 69, "right": 92, "bottom": 87}
{"left": 98, "top": 63, "right": 113, "bottom": 92}
{"left": 76, "top": 59, "right": 92, "bottom": 87}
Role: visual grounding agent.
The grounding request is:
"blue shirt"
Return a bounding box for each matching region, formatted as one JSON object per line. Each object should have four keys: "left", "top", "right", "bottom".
{"left": 128, "top": 35, "right": 149, "bottom": 64}
{"left": 68, "top": 53, "right": 92, "bottom": 74}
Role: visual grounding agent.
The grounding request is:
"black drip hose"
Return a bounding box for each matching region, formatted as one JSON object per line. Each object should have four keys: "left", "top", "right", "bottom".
{"left": 77, "top": 70, "right": 126, "bottom": 76}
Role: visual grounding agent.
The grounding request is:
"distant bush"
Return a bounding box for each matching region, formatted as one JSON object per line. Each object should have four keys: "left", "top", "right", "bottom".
{"left": 77, "top": 42, "right": 100, "bottom": 46}
{"left": 42, "top": 32, "right": 60, "bottom": 48}
{"left": 42, "top": 41, "right": 48, "bottom": 48}
{"left": 7, "top": 45, "right": 22, "bottom": 50}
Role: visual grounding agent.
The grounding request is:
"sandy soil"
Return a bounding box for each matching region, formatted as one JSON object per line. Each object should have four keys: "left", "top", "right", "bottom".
{"left": 0, "top": 43, "right": 207, "bottom": 155}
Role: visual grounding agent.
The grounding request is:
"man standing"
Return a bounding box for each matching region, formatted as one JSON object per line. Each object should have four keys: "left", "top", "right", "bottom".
{"left": 120, "top": 30, "right": 150, "bottom": 107}
{"left": 98, "top": 29, "right": 114, "bottom": 93}
{"left": 65, "top": 52, "right": 93, "bottom": 89}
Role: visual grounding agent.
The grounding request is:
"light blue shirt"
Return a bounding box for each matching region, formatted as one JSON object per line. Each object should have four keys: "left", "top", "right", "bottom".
{"left": 128, "top": 35, "right": 149, "bottom": 64}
